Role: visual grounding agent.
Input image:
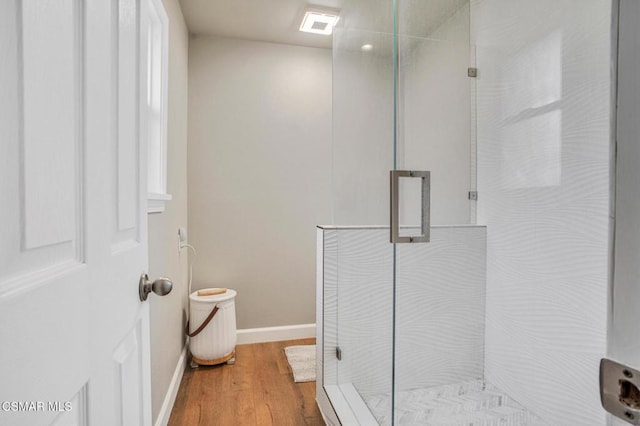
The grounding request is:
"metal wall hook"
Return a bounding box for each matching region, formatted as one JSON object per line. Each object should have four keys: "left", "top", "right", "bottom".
{"left": 139, "top": 273, "right": 173, "bottom": 301}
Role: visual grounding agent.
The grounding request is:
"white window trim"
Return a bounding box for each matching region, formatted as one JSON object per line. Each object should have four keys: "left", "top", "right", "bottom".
{"left": 148, "top": 192, "right": 173, "bottom": 214}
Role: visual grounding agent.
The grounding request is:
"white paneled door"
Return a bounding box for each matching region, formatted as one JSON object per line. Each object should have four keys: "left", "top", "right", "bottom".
{"left": 0, "top": 0, "right": 165, "bottom": 425}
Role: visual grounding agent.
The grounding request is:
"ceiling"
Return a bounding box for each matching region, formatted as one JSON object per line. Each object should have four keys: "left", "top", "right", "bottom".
{"left": 179, "top": 0, "right": 344, "bottom": 49}
{"left": 179, "top": 0, "right": 469, "bottom": 50}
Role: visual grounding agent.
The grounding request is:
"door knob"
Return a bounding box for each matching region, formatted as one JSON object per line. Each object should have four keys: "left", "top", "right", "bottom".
{"left": 139, "top": 274, "right": 173, "bottom": 301}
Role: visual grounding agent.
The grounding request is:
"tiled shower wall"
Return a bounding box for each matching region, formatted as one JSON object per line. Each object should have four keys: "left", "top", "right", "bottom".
{"left": 473, "top": 0, "right": 612, "bottom": 423}
{"left": 320, "top": 226, "right": 486, "bottom": 397}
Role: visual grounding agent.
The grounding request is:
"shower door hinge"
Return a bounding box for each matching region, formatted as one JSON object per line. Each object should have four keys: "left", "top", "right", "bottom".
{"left": 468, "top": 191, "right": 478, "bottom": 201}
{"left": 468, "top": 67, "right": 478, "bottom": 78}
{"left": 336, "top": 347, "right": 342, "bottom": 361}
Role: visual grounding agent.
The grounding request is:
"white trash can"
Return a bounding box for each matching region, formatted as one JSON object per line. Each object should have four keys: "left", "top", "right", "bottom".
{"left": 188, "top": 288, "right": 237, "bottom": 366}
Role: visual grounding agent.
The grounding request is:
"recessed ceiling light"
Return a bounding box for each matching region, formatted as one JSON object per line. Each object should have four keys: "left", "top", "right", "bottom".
{"left": 299, "top": 9, "right": 340, "bottom": 35}
{"left": 361, "top": 44, "right": 373, "bottom": 51}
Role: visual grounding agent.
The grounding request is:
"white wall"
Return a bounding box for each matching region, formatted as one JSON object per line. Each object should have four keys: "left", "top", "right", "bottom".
{"left": 188, "top": 37, "right": 332, "bottom": 329}
{"left": 473, "top": 0, "right": 611, "bottom": 423}
{"left": 148, "top": 0, "right": 189, "bottom": 423}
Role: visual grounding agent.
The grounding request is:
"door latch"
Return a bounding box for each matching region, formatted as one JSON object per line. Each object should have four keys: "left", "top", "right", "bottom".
{"left": 601, "top": 358, "right": 640, "bottom": 424}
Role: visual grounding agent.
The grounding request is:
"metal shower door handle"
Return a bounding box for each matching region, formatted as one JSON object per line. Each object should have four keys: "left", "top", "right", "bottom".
{"left": 390, "top": 170, "right": 430, "bottom": 243}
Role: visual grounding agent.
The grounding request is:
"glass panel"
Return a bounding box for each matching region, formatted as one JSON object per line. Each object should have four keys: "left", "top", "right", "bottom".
{"left": 396, "top": 0, "right": 474, "bottom": 227}
{"left": 321, "top": 227, "right": 394, "bottom": 425}
{"left": 394, "top": 226, "right": 489, "bottom": 425}
{"left": 393, "top": 0, "right": 482, "bottom": 424}
{"left": 331, "top": 7, "right": 394, "bottom": 226}
{"left": 329, "top": 0, "right": 395, "bottom": 423}
{"left": 321, "top": 228, "right": 339, "bottom": 405}
{"left": 337, "top": 228, "right": 393, "bottom": 423}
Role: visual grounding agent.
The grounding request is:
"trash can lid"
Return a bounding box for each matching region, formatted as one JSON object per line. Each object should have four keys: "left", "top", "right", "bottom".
{"left": 190, "top": 288, "right": 236, "bottom": 303}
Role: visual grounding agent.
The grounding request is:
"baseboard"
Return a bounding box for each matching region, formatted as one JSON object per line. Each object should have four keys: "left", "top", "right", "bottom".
{"left": 154, "top": 345, "right": 187, "bottom": 426}
{"left": 236, "top": 323, "right": 316, "bottom": 344}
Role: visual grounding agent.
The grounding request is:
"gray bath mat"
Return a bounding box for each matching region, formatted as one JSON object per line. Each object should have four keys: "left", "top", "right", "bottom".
{"left": 284, "top": 345, "right": 316, "bottom": 383}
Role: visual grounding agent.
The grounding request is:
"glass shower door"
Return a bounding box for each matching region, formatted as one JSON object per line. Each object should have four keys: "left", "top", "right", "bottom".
{"left": 328, "top": 0, "right": 480, "bottom": 424}
{"left": 391, "top": 1, "right": 490, "bottom": 424}
{"left": 327, "top": 2, "right": 396, "bottom": 423}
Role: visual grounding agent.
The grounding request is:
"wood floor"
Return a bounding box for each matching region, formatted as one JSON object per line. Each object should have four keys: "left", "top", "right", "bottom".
{"left": 168, "top": 338, "right": 326, "bottom": 426}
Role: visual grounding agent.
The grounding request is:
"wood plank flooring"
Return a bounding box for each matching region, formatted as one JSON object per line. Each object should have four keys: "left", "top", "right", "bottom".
{"left": 168, "top": 338, "right": 325, "bottom": 426}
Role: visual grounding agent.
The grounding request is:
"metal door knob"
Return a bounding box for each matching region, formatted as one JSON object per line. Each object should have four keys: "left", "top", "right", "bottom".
{"left": 139, "top": 274, "right": 173, "bottom": 301}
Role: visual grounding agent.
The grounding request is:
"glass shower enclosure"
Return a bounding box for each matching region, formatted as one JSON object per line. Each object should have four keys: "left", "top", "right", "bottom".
{"left": 317, "top": 0, "right": 615, "bottom": 424}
